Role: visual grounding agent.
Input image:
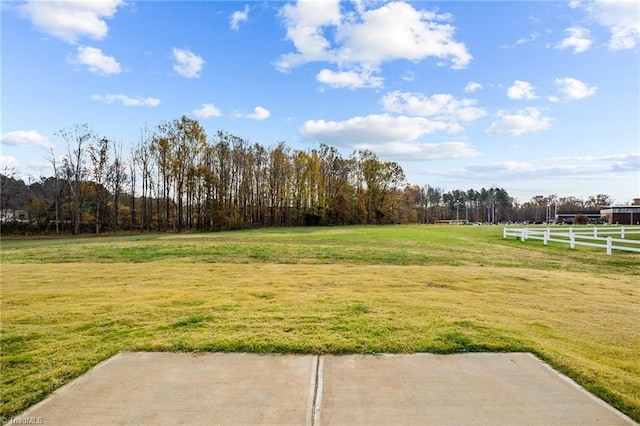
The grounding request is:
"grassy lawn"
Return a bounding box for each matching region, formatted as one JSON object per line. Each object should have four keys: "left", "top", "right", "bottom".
{"left": 1, "top": 225, "right": 639, "bottom": 421}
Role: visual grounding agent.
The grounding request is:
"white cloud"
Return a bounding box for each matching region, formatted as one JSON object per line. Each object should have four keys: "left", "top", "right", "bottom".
{"left": 378, "top": 141, "right": 481, "bottom": 161}
{"left": 18, "top": 0, "right": 123, "bottom": 44}
{"left": 0, "top": 156, "right": 20, "bottom": 172}
{"left": 459, "top": 153, "right": 639, "bottom": 180}
{"left": 0, "top": 130, "right": 53, "bottom": 150}
{"left": 245, "top": 106, "right": 271, "bottom": 121}
{"left": 381, "top": 91, "right": 486, "bottom": 122}
{"left": 401, "top": 71, "right": 415, "bottom": 82}
{"left": 584, "top": 0, "right": 640, "bottom": 50}
{"left": 277, "top": 1, "right": 471, "bottom": 88}
{"left": 91, "top": 94, "right": 161, "bottom": 107}
{"left": 192, "top": 104, "right": 222, "bottom": 118}
{"left": 464, "top": 82, "right": 483, "bottom": 93}
{"left": 172, "top": 48, "right": 205, "bottom": 78}
{"left": 230, "top": 5, "right": 250, "bottom": 31}
{"left": 316, "top": 68, "right": 384, "bottom": 89}
{"left": 507, "top": 80, "right": 537, "bottom": 100}
{"left": 365, "top": 141, "right": 481, "bottom": 161}
{"left": 550, "top": 152, "right": 639, "bottom": 166}
{"left": 334, "top": 2, "right": 472, "bottom": 69}
{"left": 516, "top": 31, "right": 539, "bottom": 45}
{"left": 485, "top": 108, "right": 552, "bottom": 136}
{"left": 68, "top": 46, "right": 121, "bottom": 75}
{"left": 609, "top": 152, "right": 640, "bottom": 171}
{"left": 465, "top": 160, "right": 608, "bottom": 179}
{"left": 300, "top": 114, "right": 456, "bottom": 147}
{"left": 555, "top": 27, "right": 592, "bottom": 53}
{"left": 300, "top": 114, "right": 479, "bottom": 160}
{"left": 554, "top": 77, "right": 598, "bottom": 100}
{"left": 276, "top": 0, "right": 341, "bottom": 71}
{"left": 0, "top": 155, "right": 55, "bottom": 181}
{"left": 501, "top": 31, "right": 540, "bottom": 49}
{"left": 431, "top": 152, "right": 639, "bottom": 201}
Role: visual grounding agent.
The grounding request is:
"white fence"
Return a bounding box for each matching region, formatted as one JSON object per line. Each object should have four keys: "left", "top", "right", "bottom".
{"left": 503, "top": 226, "right": 640, "bottom": 255}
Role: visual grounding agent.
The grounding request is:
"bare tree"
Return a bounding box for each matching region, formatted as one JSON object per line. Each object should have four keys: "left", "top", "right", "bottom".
{"left": 150, "top": 131, "right": 172, "bottom": 231}
{"left": 136, "top": 128, "right": 154, "bottom": 232}
{"left": 108, "top": 142, "right": 127, "bottom": 231}
{"left": 586, "top": 194, "right": 611, "bottom": 209}
{"left": 268, "top": 142, "right": 292, "bottom": 226}
{"left": 46, "top": 148, "right": 62, "bottom": 234}
{"left": 57, "top": 123, "right": 94, "bottom": 235}
{"left": 89, "top": 137, "right": 110, "bottom": 234}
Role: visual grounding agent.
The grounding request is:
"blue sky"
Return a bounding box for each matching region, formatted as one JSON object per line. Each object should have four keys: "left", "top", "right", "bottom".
{"left": 1, "top": 0, "right": 639, "bottom": 204}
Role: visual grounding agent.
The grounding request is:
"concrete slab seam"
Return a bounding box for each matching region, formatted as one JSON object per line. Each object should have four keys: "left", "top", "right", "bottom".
{"left": 312, "top": 356, "right": 325, "bottom": 426}
{"left": 528, "top": 353, "right": 637, "bottom": 424}
{"left": 305, "top": 355, "right": 319, "bottom": 426}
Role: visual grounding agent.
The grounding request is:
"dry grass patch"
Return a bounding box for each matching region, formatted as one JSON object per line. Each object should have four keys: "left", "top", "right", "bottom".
{"left": 2, "top": 261, "right": 639, "bottom": 420}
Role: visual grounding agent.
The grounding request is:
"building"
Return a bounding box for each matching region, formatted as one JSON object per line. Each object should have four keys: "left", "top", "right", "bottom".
{"left": 600, "top": 204, "right": 640, "bottom": 225}
{"left": 0, "top": 209, "right": 28, "bottom": 223}
{"left": 555, "top": 210, "right": 601, "bottom": 224}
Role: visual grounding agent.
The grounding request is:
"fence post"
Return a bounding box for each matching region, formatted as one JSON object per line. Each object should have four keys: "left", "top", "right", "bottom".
{"left": 570, "top": 233, "right": 575, "bottom": 249}
{"left": 621, "top": 226, "right": 625, "bottom": 239}
{"left": 544, "top": 229, "right": 549, "bottom": 245}
{"left": 520, "top": 229, "right": 526, "bottom": 242}
{"left": 503, "top": 227, "right": 507, "bottom": 239}
{"left": 606, "top": 236, "right": 612, "bottom": 255}
{"left": 593, "top": 227, "right": 598, "bottom": 238}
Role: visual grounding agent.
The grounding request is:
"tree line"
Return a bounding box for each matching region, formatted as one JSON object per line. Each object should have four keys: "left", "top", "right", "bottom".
{"left": 0, "top": 118, "right": 613, "bottom": 235}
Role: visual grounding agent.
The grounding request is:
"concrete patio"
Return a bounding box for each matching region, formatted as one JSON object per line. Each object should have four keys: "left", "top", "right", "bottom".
{"left": 7, "top": 352, "right": 636, "bottom": 425}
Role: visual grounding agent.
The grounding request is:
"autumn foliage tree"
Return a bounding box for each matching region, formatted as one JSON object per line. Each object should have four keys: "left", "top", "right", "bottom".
{"left": 3, "top": 116, "right": 617, "bottom": 235}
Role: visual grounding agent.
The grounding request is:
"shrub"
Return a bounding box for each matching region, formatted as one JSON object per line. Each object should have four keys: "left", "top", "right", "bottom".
{"left": 574, "top": 214, "right": 589, "bottom": 225}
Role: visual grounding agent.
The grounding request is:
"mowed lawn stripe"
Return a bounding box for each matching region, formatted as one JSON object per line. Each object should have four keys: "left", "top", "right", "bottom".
{"left": 2, "top": 261, "right": 639, "bottom": 421}
{"left": 2, "top": 226, "right": 639, "bottom": 273}
{"left": 2, "top": 226, "right": 639, "bottom": 420}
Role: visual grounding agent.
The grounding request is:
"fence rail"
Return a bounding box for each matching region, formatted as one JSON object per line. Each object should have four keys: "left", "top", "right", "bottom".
{"left": 503, "top": 226, "right": 640, "bottom": 255}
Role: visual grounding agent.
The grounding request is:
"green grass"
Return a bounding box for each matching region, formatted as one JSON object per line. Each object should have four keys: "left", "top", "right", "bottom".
{"left": 1, "top": 225, "right": 639, "bottom": 421}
